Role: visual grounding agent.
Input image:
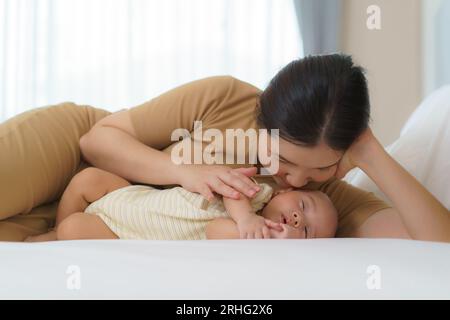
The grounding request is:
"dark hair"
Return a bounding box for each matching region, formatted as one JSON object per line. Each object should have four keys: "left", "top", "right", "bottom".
{"left": 257, "top": 53, "right": 370, "bottom": 151}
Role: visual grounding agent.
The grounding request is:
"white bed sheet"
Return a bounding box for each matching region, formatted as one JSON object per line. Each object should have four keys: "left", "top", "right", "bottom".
{"left": 1, "top": 238, "right": 449, "bottom": 299}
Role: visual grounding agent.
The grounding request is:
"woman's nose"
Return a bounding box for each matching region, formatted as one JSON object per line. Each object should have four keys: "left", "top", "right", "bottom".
{"left": 287, "top": 173, "right": 311, "bottom": 188}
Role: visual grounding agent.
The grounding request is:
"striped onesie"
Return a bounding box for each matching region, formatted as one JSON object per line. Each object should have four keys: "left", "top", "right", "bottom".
{"left": 84, "top": 182, "right": 273, "bottom": 240}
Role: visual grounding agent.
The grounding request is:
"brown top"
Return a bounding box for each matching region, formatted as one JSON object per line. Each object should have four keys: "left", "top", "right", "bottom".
{"left": 128, "top": 75, "right": 390, "bottom": 237}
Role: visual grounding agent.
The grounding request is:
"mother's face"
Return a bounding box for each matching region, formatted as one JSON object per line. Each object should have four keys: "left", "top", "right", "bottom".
{"left": 259, "top": 135, "right": 343, "bottom": 188}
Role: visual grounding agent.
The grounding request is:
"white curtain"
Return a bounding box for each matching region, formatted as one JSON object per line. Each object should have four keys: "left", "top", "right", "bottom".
{"left": 0, "top": 0, "right": 303, "bottom": 121}
{"left": 293, "top": 0, "right": 341, "bottom": 55}
{"left": 435, "top": 1, "right": 450, "bottom": 91}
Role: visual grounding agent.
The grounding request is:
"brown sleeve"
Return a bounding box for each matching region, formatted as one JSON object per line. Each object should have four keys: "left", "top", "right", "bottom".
{"left": 128, "top": 75, "right": 258, "bottom": 150}
{"left": 304, "top": 178, "right": 392, "bottom": 237}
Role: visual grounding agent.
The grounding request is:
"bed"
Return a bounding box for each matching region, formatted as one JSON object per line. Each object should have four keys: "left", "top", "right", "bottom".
{"left": 1, "top": 86, "right": 450, "bottom": 300}
{"left": 1, "top": 238, "right": 449, "bottom": 299}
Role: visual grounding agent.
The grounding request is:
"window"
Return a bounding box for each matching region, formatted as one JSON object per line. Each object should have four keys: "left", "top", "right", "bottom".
{"left": 0, "top": 0, "right": 303, "bottom": 120}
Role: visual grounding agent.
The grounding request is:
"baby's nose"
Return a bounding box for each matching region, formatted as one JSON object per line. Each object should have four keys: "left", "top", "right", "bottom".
{"left": 291, "top": 211, "right": 302, "bottom": 227}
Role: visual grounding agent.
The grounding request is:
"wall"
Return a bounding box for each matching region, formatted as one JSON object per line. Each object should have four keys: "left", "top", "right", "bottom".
{"left": 340, "top": 0, "right": 422, "bottom": 146}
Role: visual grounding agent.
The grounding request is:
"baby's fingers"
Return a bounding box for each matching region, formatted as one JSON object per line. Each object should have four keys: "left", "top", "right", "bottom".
{"left": 262, "top": 226, "right": 271, "bottom": 239}
{"left": 265, "top": 219, "right": 283, "bottom": 231}
{"left": 268, "top": 228, "right": 283, "bottom": 239}
{"left": 255, "top": 230, "right": 264, "bottom": 239}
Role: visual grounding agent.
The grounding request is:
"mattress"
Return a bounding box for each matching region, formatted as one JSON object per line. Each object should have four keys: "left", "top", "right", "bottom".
{"left": 1, "top": 238, "right": 449, "bottom": 299}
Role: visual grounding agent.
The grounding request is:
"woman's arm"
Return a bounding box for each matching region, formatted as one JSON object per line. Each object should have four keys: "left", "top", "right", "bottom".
{"left": 80, "top": 76, "right": 265, "bottom": 201}
{"left": 80, "top": 110, "right": 259, "bottom": 201}
{"left": 338, "top": 129, "right": 450, "bottom": 242}
{"left": 80, "top": 110, "right": 180, "bottom": 185}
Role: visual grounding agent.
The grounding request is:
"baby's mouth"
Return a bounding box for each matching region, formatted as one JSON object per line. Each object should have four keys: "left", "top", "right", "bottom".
{"left": 280, "top": 213, "right": 288, "bottom": 224}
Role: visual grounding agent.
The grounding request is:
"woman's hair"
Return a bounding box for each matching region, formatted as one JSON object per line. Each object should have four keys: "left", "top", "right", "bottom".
{"left": 257, "top": 53, "right": 370, "bottom": 151}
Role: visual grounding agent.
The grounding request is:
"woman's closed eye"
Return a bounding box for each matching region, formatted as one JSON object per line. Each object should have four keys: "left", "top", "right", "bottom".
{"left": 318, "top": 165, "right": 334, "bottom": 172}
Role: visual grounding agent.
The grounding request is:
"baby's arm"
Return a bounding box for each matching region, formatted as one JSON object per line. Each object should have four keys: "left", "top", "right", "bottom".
{"left": 204, "top": 195, "right": 261, "bottom": 239}
{"left": 205, "top": 218, "right": 300, "bottom": 240}
{"left": 221, "top": 193, "right": 271, "bottom": 239}
{"left": 205, "top": 218, "right": 240, "bottom": 239}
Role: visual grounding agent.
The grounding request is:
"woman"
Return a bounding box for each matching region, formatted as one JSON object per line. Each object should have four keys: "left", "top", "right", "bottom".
{"left": 0, "top": 54, "right": 448, "bottom": 241}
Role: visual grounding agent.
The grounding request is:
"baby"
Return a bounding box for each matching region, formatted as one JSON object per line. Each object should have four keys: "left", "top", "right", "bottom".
{"left": 25, "top": 167, "right": 338, "bottom": 242}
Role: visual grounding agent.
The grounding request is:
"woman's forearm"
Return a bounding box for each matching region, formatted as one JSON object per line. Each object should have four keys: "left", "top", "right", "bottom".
{"left": 80, "top": 126, "right": 180, "bottom": 185}
{"left": 358, "top": 139, "right": 450, "bottom": 242}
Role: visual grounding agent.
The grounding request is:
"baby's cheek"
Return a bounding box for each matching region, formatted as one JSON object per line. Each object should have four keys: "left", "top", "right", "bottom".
{"left": 261, "top": 206, "right": 275, "bottom": 220}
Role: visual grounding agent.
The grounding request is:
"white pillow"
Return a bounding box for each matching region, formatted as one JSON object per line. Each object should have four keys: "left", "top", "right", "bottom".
{"left": 345, "top": 85, "right": 450, "bottom": 209}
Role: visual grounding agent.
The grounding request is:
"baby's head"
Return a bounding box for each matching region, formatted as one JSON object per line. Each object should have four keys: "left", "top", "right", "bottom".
{"left": 261, "top": 188, "right": 338, "bottom": 239}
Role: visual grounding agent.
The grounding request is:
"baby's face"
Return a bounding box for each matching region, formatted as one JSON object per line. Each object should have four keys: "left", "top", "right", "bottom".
{"left": 261, "top": 189, "right": 338, "bottom": 239}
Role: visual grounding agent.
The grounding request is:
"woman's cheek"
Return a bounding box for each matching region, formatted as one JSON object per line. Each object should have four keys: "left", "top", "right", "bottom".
{"left": 329, "top": 166, "right": 338, "bottom": 179}
{"left": 313, "top": 169, "right": 335, "bottom": 182}
{"left": 270, "top": 164, "right": 287, "bottom": 178}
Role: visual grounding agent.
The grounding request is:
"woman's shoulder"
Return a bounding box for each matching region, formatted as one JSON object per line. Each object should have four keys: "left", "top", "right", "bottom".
{"left": 160, "top": 75, "right": 262, "bottom": 101}
{"left": 195, "top": 75, "right": 262, "bottom": 93}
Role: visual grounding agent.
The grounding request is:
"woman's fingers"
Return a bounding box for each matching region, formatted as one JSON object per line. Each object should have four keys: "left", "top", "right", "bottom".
{"left": 230, "top": 170, "right": 260, "bottom": 192}
{"left": 209, "top": 179, "right": 240, "bottom": 199}
{"left": 220, "top": 171, "right": 258, "bottom": 198}
{"left": 199, "top": 184, "right": 216, "bottom": 202}
{"left": 233, "top": 166, "right": 258, "bottom": 177}
{"left": 335, "top": 152, "right": 354, "bottom": 179}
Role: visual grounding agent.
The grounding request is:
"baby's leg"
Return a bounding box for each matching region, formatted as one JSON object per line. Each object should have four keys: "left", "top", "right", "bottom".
{"left": 55, "top": 167, "right": 131, "bottom": 226}
{"left": 25, "top": 167, "right": 129, "bottom": 242}
{"left": 56, "top": 212, "right": 119, "bottom": 240}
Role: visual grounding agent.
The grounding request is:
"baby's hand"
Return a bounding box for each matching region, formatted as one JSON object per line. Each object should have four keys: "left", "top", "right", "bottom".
{"left": 237, "top": 214, "right": 271, "bottom": 239}
{"left": 265, "top": 220, "right": 303, "bottom": 239}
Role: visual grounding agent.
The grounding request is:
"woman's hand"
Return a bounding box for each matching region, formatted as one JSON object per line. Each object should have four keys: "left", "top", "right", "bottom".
{"left": 236, "top": 214, "right": 271, "bottom": 239}
{"left": 335, "top": 127, "right": 383, "bottom": 179}
{"left": 335, "top": 126, "right": 450, "bottom": 242}
{"left": 176, "top": 165, "right": 260, "bottom": 202}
